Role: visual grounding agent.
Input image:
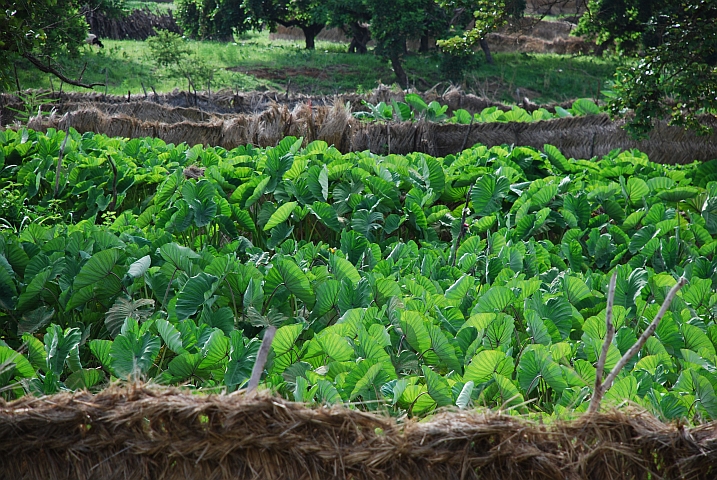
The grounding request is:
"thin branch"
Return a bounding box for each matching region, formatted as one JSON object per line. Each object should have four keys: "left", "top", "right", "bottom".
{"left": 588, "top": 276, "right": 687, "bottom": 414}
{"left": 246, "top": 325, "right": 277, "bottom": 394}
{"left": 22, "top": 53, "right": 104, "bottom": 89}
{"left": 588, "top": 272, "right": 616, "bottom": 414}
{"left": 602, "top": 277, "right": 687, "bottom": 392}
{"left": 594, "top": 272, "right": 617, "bottom": 388}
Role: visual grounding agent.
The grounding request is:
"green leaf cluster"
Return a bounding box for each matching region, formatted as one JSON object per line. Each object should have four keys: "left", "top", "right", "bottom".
{"left": 1, "top": 129, "right": 717, "bottom": 424}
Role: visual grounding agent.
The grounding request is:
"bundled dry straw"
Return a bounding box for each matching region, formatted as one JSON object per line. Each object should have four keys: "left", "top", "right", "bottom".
{"left": 1, "top": 385, "right": 717, "bottom": 480}
{"left": 4, "top": 89, "right": 717, "bottom": 164}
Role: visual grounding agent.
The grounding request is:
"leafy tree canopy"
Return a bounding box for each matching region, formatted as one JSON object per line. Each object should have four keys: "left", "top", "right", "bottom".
{"left": 175, "top": 0, "right": 251, "bottom": 41}
{"left": 436, "top": 0, "right": 525, "bottom": 55}
{"left": 243, "top": 0, "right": 329, "bottom": 49}
{"left": 575, "top": 0, "right": 717, "bottom": 136}
{"left": 0, "top": 0, "right": 118, "bottom": 90}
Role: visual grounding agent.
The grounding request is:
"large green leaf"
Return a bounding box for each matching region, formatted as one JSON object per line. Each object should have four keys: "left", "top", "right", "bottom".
{"left": 464, "top": 349, "right": 514, "bottom": 384}
{"left": 44, "top": 325, "right": 82, "bottom": 376}
{"left": 263, "top": 201, "right": 297, "bottom": 231}
{"left": 272, "top": 323, "right": 304, "bottom": 357}
{"left": 517, "top": 346, "right": 567, "bottom": 395}
{"left": 401, "top": 311, "right": 432, "bottom": 354}
{"left": 317, "top": 333, "right": 354, "bottom": 362}
{"left": 65, "top": 369, "right": 104, "bottom": 390}
{"left": 614, "top": 268, "right": 648, "bottom": 314}
{"left": 422, "top": 365, "right": 453, "bottom": 407}
{"left": 344, "top": 361, "right": 384, "bottom": 400}
{"left": 0, "top": 345, "right": 37, "bottom": 380}
{"left": 483, "top": 315, "right": 514, "bottom": 351}
{"left": 309, "top": 201, "right": 341, "bottom": 232}
{"left": 329, "top": 255, "right": 361, "bottom": 286}
{"left": 156, "top": 318, "right": 187, "bottom": 354}
{"left": 473, "top": 287, "right": 513, "bottom": 313}
{"left": 471, "top": 175, "right": 510, "bottom": 216}
{"left": 159, "top": 242, "right": 200, "bottom": 273}
{"left": 264, "top": 259, "right": 315, "bottom": 308}
{"left": 225, "top": 334, "right": 259, "bottom": 390}
{"left": 72, "top": 248, "right": 123, "bottom": 291}
{"left": 444, "top": 274, "right": 474, "bottom": 303}
{"left": 175, "top": 273, "right": 218, "bottom": 320}
{"left": 427, "top": 324, "right": 462, "bottom": 372}
{"left": 181, "top": 179, "right": 217, "bottom": 227}
{"left": 109, "top": 329, "right": 161, "bottom": 379}
{"left": 493, "top": 373, "right": 524, "bottom": 409}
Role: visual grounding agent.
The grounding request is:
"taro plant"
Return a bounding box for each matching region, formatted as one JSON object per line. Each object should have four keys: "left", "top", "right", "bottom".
{"left": 1, "top": 130, "right": 717, "bottom": 424}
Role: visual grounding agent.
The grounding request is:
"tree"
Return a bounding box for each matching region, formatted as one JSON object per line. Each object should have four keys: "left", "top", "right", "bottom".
{"left": 0, "top": 0, "right": 102, "bottom": 90}
{"left": 243, "top": 0, "right": 329, "bottom": 50}
{"left": 436, "top": 0, "right": 526, "bottom": 65}
{"left": 364, "top": 0, "right": 438, "bottom": 88}
{"left": 325, "top": 0, "right": 372, "bottom": 54}
{"left": 575, "top": 0, "right": 717, "bottom": 136}
{"left": 175, "top": 0, "right": 250, "bottom": 41}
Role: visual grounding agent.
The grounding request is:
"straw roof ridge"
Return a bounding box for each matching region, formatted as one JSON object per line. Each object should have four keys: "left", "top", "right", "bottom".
{"left": 1, "top": 384, "right": 717, "bottom": 479}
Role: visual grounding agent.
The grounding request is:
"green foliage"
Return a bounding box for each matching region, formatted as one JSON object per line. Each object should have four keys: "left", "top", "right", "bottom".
{"left": 355, "top": 94, "right": 602, "bottom": 125}
{"left": 2, "top": 129, "right": 717, "bottom": 426}
{"left": 575, "top": 0, "right": 717, "bottom": 136}
{"left": 436, "top": 0, "right": 526, "bottom": 55}
{"left": 175, "top": 0, "right": 249, "bottom": 40}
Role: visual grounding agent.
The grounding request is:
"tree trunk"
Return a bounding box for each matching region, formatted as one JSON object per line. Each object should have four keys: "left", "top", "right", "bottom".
{"left": 419, "top": 35, "right": 429, "bottom": 53}
{"left": 389, "top": 53, "right": 408, "bottom": 89}
{"left": 301, "top": 24, "right": 323, "bottom": 50}
{"left": 480, "top": 38, "right": 494, "bottom": 65}
{"left": 347, "top": 22, "right": 370, "bottom": 54}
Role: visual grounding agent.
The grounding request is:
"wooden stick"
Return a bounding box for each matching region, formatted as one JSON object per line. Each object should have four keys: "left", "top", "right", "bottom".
{"left": 589, "top": 272, "right": 617, "bottom": 413}
{"left": 246, "top": 325, "right": 277, "bottom": 394}
{"left": 602, "top": 277, "right": 687, "bottom": 391}
{"left": 588, "top": 276, "right": 687, "bottom": 413}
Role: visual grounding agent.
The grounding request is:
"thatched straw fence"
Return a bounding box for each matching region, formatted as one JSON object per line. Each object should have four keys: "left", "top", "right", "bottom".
{"left": 85, "top": 7, "right": 180, "bottom": 40}
{"left": 1, "top": 385, "right": 716, "bottom": 480}
{"left": 3, "top": 89, "right": 716, "bottom": 163}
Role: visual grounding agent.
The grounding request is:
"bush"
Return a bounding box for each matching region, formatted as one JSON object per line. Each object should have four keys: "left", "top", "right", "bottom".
{"left": 439, "top": 50, "right": 480, "bottom": 83}
{"left": 146, "top": 29, "right": 192, "bottom": 68}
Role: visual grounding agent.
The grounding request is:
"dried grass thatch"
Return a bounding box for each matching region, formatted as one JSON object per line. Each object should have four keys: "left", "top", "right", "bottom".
{"left": 85, "top": 7, "right": 180, "bottom": 40}
{"left": 1, "top": 385, "right": 716, "bottom": 480}
{"left": 4, "top": 88, "right": 717, "bottom": 164}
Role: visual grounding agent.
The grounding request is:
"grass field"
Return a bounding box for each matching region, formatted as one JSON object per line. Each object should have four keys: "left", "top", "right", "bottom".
{"left": 12, "top": 30, "right": 621, "bottom": 103}
{"left": 124, "top": 0, "right": 174, "bottom": 12}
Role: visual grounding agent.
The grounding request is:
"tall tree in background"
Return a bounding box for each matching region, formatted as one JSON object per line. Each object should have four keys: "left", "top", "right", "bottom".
{"left": 326, "top": 0, "right": 371, "bottom": 54}
{"left": 243, "top": 0, "right": 328, "bottom": 49}
{"left": 175, "top": 0, "right": 250, "bottom": 41}
{"left": 0, "top": 0, "right": 100, "bottom": 90}
{"left": 0, "top": 0, "right": 125, "bottom": 90}
{"left": 364, "top": 0, "right": 437, "bottom": 88}
{"left": 575, "top": 0, "right": 717, "bottom": 136}
{"left": 436, "top": 0, "right": 526, "bottom": 65}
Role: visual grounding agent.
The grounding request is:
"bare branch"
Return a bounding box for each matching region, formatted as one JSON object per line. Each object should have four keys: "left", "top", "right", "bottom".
{"left": 589, "top": 276, "right": 687, "bottom": 414}
{"left": 602, "top": 277, "right": 687, "bottom": 391}
{"left": 592, "top": 272, "right": 617, "bottom": 396}
{"left": 22, "top": 53, "right": 104, "bottom": 89}
{"left": 246, "top": 325, "right": 277, "bottom": 394}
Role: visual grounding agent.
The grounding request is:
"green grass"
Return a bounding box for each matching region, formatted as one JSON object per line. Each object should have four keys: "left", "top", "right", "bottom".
{"left": 11, "top": 30, "right": 622, "bottom": 104}
{"left": 124, "top": 0, "right": 174, "bottom": 13}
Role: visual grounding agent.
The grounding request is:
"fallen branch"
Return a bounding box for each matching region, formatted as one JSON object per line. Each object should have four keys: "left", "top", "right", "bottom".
{"left": 22, "top": 53, "right": 104, "bottom": 89}
{"left": 588, "top": 275, "right": 687, "bottom": 414}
